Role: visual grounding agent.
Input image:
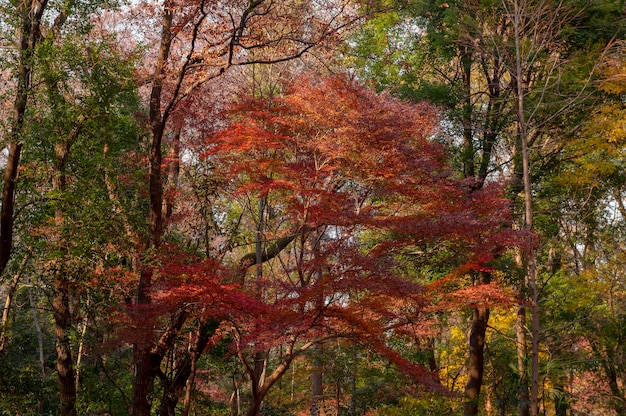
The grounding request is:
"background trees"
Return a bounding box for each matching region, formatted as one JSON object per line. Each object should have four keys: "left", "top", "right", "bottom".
{"left": 350, "top": 0, "right": 625, "bottom": 415}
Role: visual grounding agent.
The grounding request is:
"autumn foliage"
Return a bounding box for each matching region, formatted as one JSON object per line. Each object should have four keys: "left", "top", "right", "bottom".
{"left": 113, "top": 75, "right": 517, "bottom": 408}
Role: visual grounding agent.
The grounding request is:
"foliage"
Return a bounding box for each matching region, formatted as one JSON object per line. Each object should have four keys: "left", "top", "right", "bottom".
{"left": 0, "top": 0, "right": 625, "bottom": 414}
{"left": 367, "top": 394, "right": 462, "bottom": 416}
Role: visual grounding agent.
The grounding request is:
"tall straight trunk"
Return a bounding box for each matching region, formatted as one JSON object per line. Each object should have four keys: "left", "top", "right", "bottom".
{"left": 131, "top": 6, "right": 173, "bottom": 416}
{"left": 53, "top": 273, "right": 77, "bottom": 416}
{"left": 517, "top": 304, "right": 529, "bottom": 416}
{"left": 464, "top": 306, "right": 490, "bottom": 415}
{"left": 27, "top": 278, "right": 46, "bottom": 377}
{"left": 512, "top": 1, "right": 539, "bottom": 414}
{"left": 310, "top": 343, "right": 324, "bottom": 416}
{"left": 311, "top": 235, "right": 324, "bottom": 416}
{"left": 52, "top": 141, "right": 77, "bottom": 416}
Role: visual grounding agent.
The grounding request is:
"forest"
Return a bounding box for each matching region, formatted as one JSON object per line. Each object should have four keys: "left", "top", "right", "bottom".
{"left": 0, "top": 0, "right": 625, "bottom": 415}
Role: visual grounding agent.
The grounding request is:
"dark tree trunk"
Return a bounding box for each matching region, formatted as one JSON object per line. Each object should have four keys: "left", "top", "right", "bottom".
{"left": 0, "top": 0, "right": 44, "bottom": 278}
{"left": 164, "top": 125, "right": 181, "bottom": 219}
{"left": 310, "top": 344, "right": 324, "bottom": 416}
{"left": 158, "top": 321, "right": 216, "bottom": 416}
{"left": 464, "top": 306, "right": 490, "bottom": 415}
{"left": 53, "top": 275, "right": 77, "bottom": 416}
{"left": 52, "top": 141, "right": 77, "bottom": 416}
{"left": 131, "top": 345, "right": 154, "bottom": 416}
{"left": 131, "top": 6, "right": 172, "bottom": 415}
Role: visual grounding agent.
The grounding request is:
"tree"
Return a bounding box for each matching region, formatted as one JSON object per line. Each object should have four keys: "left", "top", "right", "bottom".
{"left": 201, "top": 74, "right": 515, "bottom": 414}
{"left": 350, "top": 2, "right": 516, "bottom": 413}
{"left": 536, "top": 37, "right": 626, "bottom": 415}
{"left": 125, "top": 1, "right": 387, "bottom": 414}
{"left": 1, "top": 0, "right": 143, "bottom": 414}
{"left": 349, "top": 1, "right": 623, "bottom": 414}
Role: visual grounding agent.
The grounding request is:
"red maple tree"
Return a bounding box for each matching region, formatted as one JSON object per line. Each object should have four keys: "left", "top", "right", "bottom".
{"left": 113, "top": 73, "right": 515, "bottom": 414}
{"left": 184, "top": 74, "right": 517, "bottom": 414}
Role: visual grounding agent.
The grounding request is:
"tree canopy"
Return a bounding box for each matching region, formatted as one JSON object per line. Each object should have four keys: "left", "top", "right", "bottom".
{"left": 0, "top": 0, "right": 625, "bottom": 415}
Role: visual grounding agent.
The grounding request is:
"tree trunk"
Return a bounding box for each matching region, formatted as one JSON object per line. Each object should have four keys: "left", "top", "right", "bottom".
{"left": 132, "top": 305, "right": 188, "bottom": 416}
{"left": 464, "top": 306, "right": 490, "bottom": 415}
{"left": 0, "top": 0, "right": 44, "bottom": 279}
{"left": 0, "top": 255, "right": 28, "bottom": 354}
{"left": 51, "top": 141, "right": 78, "bottom": 416}
{"left": 247, "top": 396, "right": 263, "bottom": 416}
{"left": 517, "top": 304, "right": 530, "bottom": 416}
{"left": 512, "top": 0, "right": 540, "bottom": 412}
{"left": 132, "top": 340, "right": 156, "bottom": 416}
{"left": 311, "top": 343, "right": 324, "bottom": 416}
{"left": 53, "top": 274, "right": 77, "bottom": 416}
{"left": 131, "top": 6, "right": 173, "bottom": 415}
{"left": 27, "top": 280, "right": 46, "bottom": 377}
{"left": 160, "top": 321, "right": 216, "bottom": 416}
{"left": 310, "top": 235, "right": 325, "bottom": 416}
{"left": 164, "top": 125, "right": 181, "bottom": 219}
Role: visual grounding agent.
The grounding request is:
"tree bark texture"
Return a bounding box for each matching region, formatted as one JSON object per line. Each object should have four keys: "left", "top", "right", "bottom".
{"left": 310, "top": 343, "right": 324, "bottom": 416}
{"left": 464, "top": 306, "right": 490, "bottom": 415}
{"left": 53, "top": 274, "right": 77, "bottom": 416}
{"left": 517, "top": 304, "right": 530, "bottom": 416}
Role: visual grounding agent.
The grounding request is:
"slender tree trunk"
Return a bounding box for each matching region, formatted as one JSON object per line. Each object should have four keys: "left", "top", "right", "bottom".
{"left": 517, "top": 304, "right": 530, "bottom": 416}
{"left": 160, "top": 321, "right": 216, "bottom": 416}
{"left": 512, "top": 1, "right": 539, "bottom": 413}
{"left": 75, "top": 307, "right": 89, "bottom": 390}
{"left": 311, "top": 234, "right": 325, "bottom": 416}
{"left": 28, "top": 278, "right": 46, "bottom": 378}
{"left": 231, "top": 371, "right": 241, "bottom": 416}
{"left": 182, "top": 330, "right": 200, "bottom": 416}
{"left": 0, "top": 254, "right": 28, "bottom": 353}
